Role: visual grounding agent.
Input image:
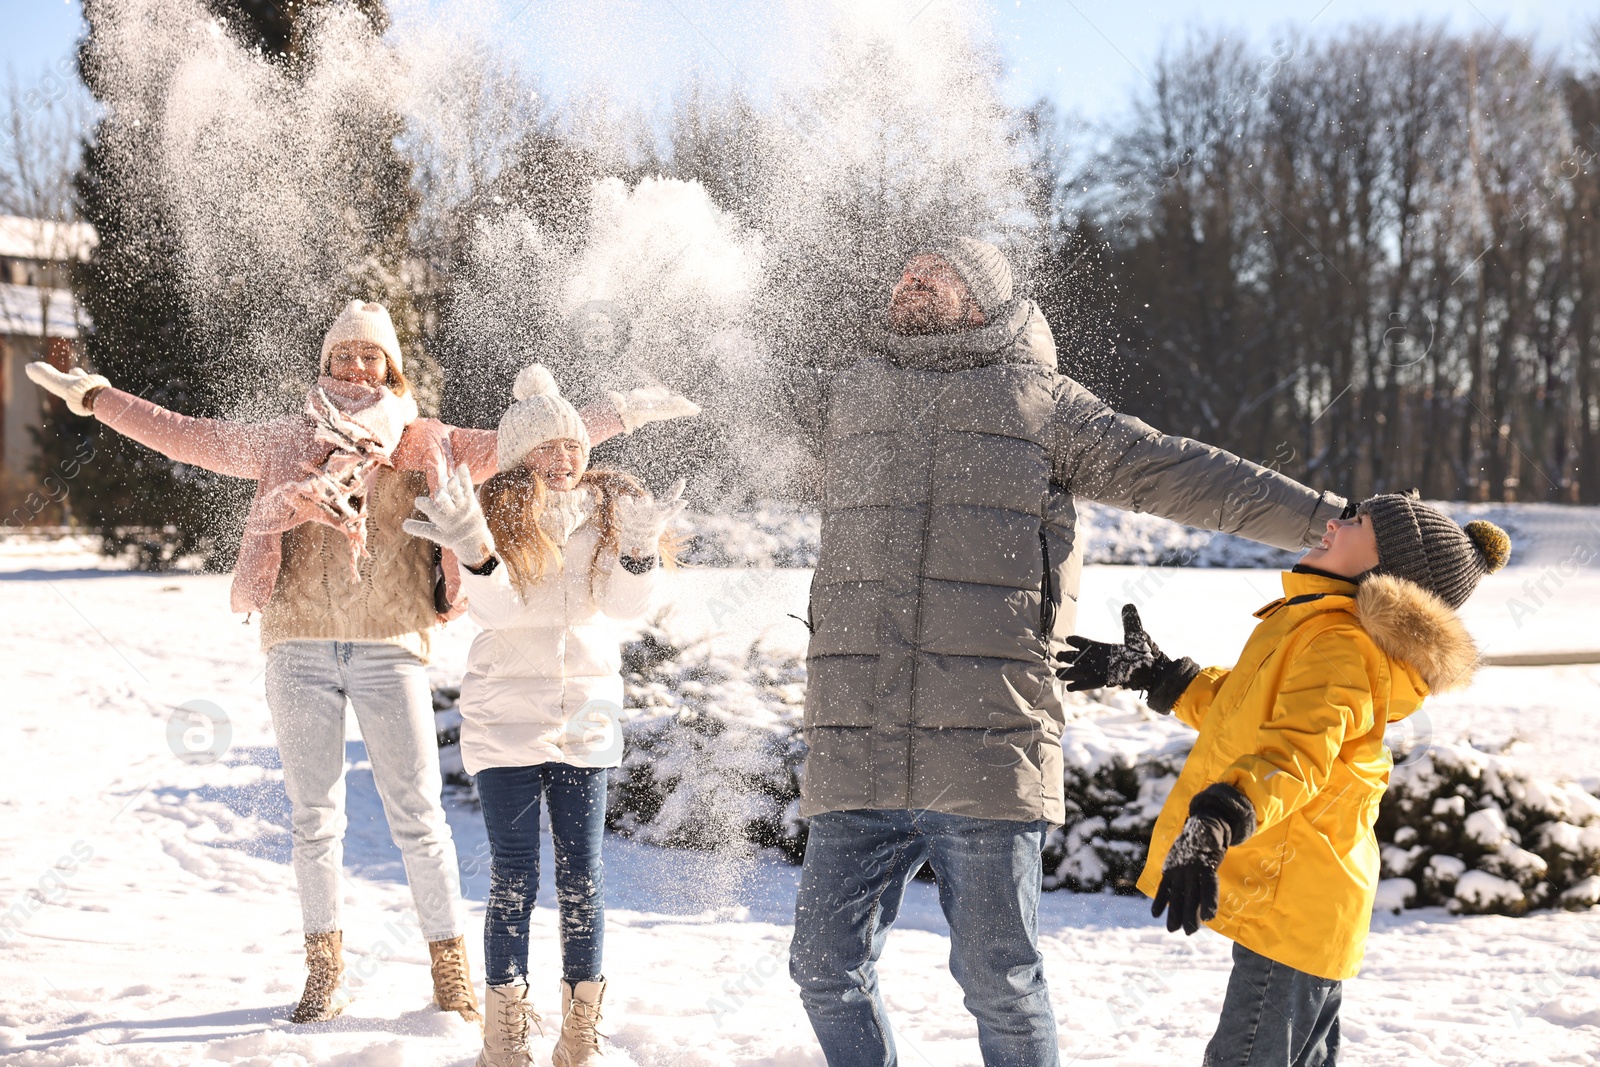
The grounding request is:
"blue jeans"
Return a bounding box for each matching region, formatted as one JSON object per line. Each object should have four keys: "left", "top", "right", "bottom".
{"left": 790, "top": 808, "right": 1058, "bottom": 1067}
{"left": 476, "top": 762, "right": 608, "bottom": 986}
{"left": 1204, "top": 942, "right": 1342, "bottom": 1066}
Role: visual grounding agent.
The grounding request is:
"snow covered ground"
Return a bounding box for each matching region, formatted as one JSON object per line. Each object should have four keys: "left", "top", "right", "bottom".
{"left": 3, "top": 532, "right": 1600, "bottom": 1065}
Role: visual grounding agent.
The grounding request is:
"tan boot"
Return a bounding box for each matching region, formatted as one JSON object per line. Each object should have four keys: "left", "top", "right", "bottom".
{"left": 429, "top": 936, "right": 483, "bottom": 1024}
{"left": 551, "top": 979, "right": 607, "bottom": 1067}
{"left": 476, "top": 978, "right": 542, "bottom": 1067}
{"left": 289, "top": 931, "right": 352, "bottom": 1024}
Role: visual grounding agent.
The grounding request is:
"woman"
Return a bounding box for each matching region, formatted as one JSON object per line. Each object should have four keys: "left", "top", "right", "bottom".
{"left": 404, "top": 363, "right": 683, "bottom": 1067}
{"left": 25, "top": 301, "right": 697, "bottom": 1025}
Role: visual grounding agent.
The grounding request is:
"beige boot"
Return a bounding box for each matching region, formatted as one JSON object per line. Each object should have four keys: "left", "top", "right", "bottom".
{"left": 289, "top": 931, "right": 352, "bottom": 1024}
{"left": 552, "top": 979, "right": 607, "bottom": 1067}
{"left": 476, "top": 978, "right": 542, "bottom": 1067}
{"left": 429, "top": 936, "right": 483, "bottom": 1024}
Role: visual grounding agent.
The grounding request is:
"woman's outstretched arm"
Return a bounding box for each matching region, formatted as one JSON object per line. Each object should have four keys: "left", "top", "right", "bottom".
{"left": 443, "top": 387, "right": 695, "bottom": 484}
{"left": 27, "top": 364, "right": 270, "bottom": 480}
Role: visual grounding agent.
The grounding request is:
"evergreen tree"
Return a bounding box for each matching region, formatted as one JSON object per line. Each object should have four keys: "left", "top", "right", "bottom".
{"left": 51, "top": 0, "right": 420, "bottom": 569}
{"left": 56, "top": 1, "right": 215, "bottom": 569}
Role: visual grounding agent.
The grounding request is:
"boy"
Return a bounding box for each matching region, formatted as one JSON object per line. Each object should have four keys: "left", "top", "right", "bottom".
{"left": 1057, "top": 493, "right": 1510, "bottom": 1066}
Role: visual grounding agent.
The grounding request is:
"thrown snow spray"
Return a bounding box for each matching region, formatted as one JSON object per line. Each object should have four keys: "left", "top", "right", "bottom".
{"left": 450, "top": 175, "right": 777, "bottom": 500}
{"left": 82, "top": 0, "right": 1044, "bottom": 472}
{"left": 81, "top": 0, "right": 1054, "bottom": 894}
{"left": 83, "top": 0, "right": 428, "bottom": 419}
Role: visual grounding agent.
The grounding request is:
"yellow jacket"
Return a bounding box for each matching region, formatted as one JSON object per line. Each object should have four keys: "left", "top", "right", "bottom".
{"left": 1136, "top": 571, "right": 1480, "bottom": 980}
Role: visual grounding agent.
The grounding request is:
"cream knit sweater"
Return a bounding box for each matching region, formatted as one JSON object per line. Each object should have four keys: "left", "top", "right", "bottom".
{"left": 259, "top": 468, "right": 439, "bottom": 661}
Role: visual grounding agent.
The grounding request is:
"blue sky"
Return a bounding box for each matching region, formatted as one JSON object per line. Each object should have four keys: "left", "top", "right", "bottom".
{"left": 2, "top": 0, "right": 1592, "bottom": 120}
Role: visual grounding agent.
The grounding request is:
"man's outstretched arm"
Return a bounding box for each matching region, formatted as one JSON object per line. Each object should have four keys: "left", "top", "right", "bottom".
{"left": 1049, "top": 376, "right": 1346, "bottom": 551}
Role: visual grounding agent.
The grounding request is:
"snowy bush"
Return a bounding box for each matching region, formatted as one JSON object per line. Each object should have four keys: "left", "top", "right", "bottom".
{"left": 1042, "top": 706, "right": 1196, "bottom": 892}
{"left": 677, "top": 507, "right": 820, "bottom": 568}
{"left": 432, "top": 686, "right": 469, "bottom": 788}
{"left": 1375, "top": 740, "right": 1600, "bottom": 915}
{"left": 608, "top": 619, "right": 810, "bottom": 860}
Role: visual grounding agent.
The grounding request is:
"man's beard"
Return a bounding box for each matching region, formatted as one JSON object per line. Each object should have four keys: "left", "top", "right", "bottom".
{"left": 888, "top": 293, "right": 951, "bottom": 335}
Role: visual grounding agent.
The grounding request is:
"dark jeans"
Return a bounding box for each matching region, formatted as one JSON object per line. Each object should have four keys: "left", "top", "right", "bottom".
{"left": 475, "top": 762, "right": 608, "bottom": 986}
{"left": 1204, "top": 942, "right": 1342, "bottom": 1066}
{"left": 789, "top": 808, "right": 1058, "bottom": 1067}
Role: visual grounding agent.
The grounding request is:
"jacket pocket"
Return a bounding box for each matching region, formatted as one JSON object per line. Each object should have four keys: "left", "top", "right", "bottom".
{"left": 1216, "top": 824, "right": 1292, "bottom": 922}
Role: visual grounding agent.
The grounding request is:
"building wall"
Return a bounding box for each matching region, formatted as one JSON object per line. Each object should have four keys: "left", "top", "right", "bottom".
{"left": 2, "top": 333, "right": 68, "bottom": 482}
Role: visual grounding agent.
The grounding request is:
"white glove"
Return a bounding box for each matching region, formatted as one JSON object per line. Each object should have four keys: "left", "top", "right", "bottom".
{"left": 615, "top": 478, "right": 688, "bottom": 558}
{"left": 607, "top": 385, "right": 700, "bottom": 434}
{"left": 26, "top": 361, "right": 110, "bottom": 417}
{"left": 402, "top": 460, "right": 495, "bottom": 567}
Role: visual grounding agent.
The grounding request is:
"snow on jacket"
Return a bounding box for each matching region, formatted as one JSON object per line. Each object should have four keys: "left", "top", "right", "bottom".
{"left": 92, "top": 385, "right": 499, "bottom": 617}
{"left": 783, "top": 299, "right": 1347, "bottom": 825}
{"left": 456, "top": 494, "right": 656, "bottom": 775}
{"left": 1136, "top": 570, "right": 1479, "bottom": 981}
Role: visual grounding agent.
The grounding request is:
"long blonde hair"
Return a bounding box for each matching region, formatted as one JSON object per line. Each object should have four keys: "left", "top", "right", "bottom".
{"left": 480, "top": 466, "right": 679, "bottom": 598}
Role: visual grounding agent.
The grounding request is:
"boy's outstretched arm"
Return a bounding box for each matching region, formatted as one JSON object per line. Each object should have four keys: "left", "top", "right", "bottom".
{"left": 1055, "top": 603, "right": 1220, "bottom": 727}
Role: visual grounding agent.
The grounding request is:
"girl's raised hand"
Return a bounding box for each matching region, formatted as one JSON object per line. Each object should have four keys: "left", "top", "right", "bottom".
{"left": 606, "top": 385, "right": 701, "bottom": 433}
{"left": 615, "top": 479, "right": 688, "bottom": 558}
{"left": 403, "top": 460, "right": 496, "bottom": 567}
{"left": 26, "top": 362, "right": 111, "bottom": 416}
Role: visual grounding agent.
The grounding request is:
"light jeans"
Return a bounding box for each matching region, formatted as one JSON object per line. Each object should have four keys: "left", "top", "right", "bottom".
{"left": 264, "top": 639, "right": 463, "bottom": 942}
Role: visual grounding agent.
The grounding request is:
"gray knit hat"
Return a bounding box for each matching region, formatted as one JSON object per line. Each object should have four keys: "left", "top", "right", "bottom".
{"left": 919, "top": 236, "right": 1014, "bottom": 317}
{"left": 1361, "top": 492, "right": 1511, "bottom": 608}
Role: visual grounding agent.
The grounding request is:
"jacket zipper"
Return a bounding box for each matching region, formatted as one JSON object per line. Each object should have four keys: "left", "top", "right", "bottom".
{"left": 904, "top": 396, "right": 943, "bottom": 807}
{"left": 1039, "top": 523, "right": 1055, "bottom": 643}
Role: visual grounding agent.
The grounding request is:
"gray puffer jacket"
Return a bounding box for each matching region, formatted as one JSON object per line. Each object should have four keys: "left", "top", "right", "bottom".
{"left": 784, "top": 300, "right": 1344, "bottom": 824}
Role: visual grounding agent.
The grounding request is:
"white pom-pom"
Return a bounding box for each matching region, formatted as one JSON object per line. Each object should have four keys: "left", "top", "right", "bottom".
{"left": 513, "top": 364, "right": 559, "bottom": 402}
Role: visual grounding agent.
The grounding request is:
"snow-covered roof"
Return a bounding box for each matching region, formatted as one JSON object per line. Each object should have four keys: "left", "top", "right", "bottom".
{"left": 0, "top": 216, "right": 97, "bottom": 262}
{"left": 0, "top": 283, "right": 87, "bottom": 339}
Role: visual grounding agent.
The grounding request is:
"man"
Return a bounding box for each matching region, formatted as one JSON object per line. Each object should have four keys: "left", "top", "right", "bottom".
{"left": 783, "top": 237, "right": 1347, "bottom": 1067}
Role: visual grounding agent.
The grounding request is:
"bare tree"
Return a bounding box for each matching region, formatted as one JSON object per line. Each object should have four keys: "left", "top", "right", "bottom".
{"left": 0, "top": 63, "right": 95, "bottom": 345}
{"left": 1062, "top": 21, "right": 1596, "bottom": 503}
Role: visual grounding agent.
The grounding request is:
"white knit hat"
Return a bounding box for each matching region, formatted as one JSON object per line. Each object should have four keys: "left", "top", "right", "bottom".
{"left": 496, "top": 364, "right": 591, "bottom": 473}
{"left": 321, "top": 300, "right": 404, "bottom": 373}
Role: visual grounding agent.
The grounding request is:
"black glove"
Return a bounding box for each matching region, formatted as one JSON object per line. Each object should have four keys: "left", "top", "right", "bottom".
{"left": 1055, "top": 604, "right": 1201, "bottom": 713}
{"left": 1151, "top": 784, "right": 1258, "bottom": 935}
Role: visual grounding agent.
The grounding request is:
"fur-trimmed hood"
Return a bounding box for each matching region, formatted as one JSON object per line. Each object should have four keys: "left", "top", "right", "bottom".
{"left": 1355, "top": 572, "right": 1480, "bottom": 696}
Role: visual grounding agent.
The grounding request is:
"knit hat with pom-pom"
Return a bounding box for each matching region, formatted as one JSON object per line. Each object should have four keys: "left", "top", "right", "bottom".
{"left": 496, "top": 364, "right": 590, "bottom": 473}
{"left": 1360, "top": 491, "right": 1511, "bottom": 608}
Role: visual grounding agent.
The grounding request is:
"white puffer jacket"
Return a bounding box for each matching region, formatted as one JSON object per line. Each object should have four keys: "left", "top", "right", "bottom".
{"left": 457, "top": 491, "right": 655, "bottom": 775}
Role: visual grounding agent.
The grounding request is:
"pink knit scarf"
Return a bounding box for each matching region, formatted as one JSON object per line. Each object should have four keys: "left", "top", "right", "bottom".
{"left": 250, "top": 377, "right": 419, "bottom": 579}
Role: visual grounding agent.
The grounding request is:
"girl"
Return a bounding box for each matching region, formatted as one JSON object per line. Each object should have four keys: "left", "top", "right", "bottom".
{"left": 25, "top": 301, "right": 697, "bottom": 1025}
{"left": 404, "top": 364, "right": 684, "bottom": 1067}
